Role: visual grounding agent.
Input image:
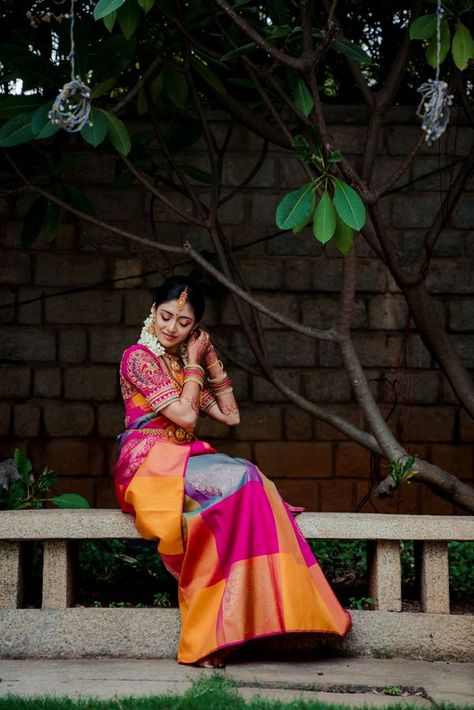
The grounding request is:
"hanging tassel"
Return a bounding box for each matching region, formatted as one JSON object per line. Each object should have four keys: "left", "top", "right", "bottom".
{"left": 416, "top": 79, "right": 453, "bottom": 145}
{"left": 48, "top": 0, "right": 92, "bottom": 133}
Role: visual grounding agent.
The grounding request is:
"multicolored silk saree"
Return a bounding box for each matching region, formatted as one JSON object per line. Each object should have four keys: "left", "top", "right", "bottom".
{"left": 114, "top": 344, "right": 352, "bottom": 664}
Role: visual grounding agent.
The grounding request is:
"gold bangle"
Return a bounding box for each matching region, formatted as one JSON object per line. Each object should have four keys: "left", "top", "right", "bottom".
{"left": 208, "top": 371, "right": 228, "bottom": 384}
{"left": 184, "top": 376, "right": 204, "bottom": 388}
{"left": 206, "top": 360, "right": 224, "bottom": 370}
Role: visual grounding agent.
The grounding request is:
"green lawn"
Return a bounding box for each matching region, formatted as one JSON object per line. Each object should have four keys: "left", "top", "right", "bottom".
{"left": 0, "top": 675, "right": 470, "bottom": 710}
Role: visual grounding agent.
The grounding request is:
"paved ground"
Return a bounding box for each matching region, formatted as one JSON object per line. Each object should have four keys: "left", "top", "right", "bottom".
{"left": 0, "top": 658, "right": 473, "bottom": 707}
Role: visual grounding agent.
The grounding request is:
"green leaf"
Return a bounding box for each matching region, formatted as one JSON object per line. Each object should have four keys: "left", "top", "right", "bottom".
{"left": 103, "top": 9, "right": 117, "bottom": 31}
{"left": 276, "top": 183, "right": 315, "bottom": 230}
{"left": 117, "top": 0, "right": 140, "bottom": 40}
{"left": 292, "top": 78, "right": 313, "bottom": 117}
{"left": 31, "top": 102, "right": 60, "bottom": 140}
{"left": 333, "top": 179, "right": 366, "bottom": 230}
{"left": 99, "top": 108, "right": 131, "bottom": 155}
{"left": 180, "top": 165, "right": 212, "bottom": 184}
{"left": 0, "top": 111, "right": 34, "bottom": 147}
{"left": 90, "top": 79, "right": 116, "bottom": 99}
{"left": 163, "top": 68, "right": 188, "bottom": 110}
{"left": 334, "top": 214, "right": 355, "bottom": 255}
{"left": 220, "top": 43, "right": 257, "bottom": 61}
{"left": 62, "top": 185, "right": 96, "bottom": 215}
{"left": 452, "top": 22, "right": 474, "bottom": 70}
{"left": 94, "top": 0, "right": 127, "bottom": 20}
{"left": 81, "top": 106, "right": 108, "bottom": 147}
{"left": 51, "top": 493, "right": 90, "bottom": 509}
{"left": 0, "top": 96, "right": 43, "bottom": 119}
{"left": 21, "top": 197, "right": 47, "bottom": 247}
{"left": 150, "top": 73, "right": 164, "bottom": 103}
{"left": 137, "top": 88, "right": 148, "bottom": 115}
{"left": 331, "top": 39, "right": 372, "bottom": 64}
{"left": 291, "top": 212, "right": 312, "bottom": 234}
{"left": 313, "top": 189, "right": 337, "bottom": 244}
{"left": 14, "top": 449, "right": 32, "bottom": 486}
{"left": 190, "top": 56, "right": 227, "bottom": 95}
{"left": 328, "top": 149, "right": 342, "bottom": 163}
{"left": 426, "top": 20, "right": 451, "bottom": 68}
{"left": 409, "top": 13, "right": 437, "bottom": 40}
{"left": 137, "top": 0, "right": 155, "bottom": 12}
{"left": 44, "top": 201, "right": 62, "bottom": 241}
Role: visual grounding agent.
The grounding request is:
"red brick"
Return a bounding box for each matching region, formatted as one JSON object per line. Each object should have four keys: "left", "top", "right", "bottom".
{"left": 271, "top": 478, "right": 318, "bottom": 511}
{"left": 0, "top": 366, "right": 31, "bottom": 398}
{"left": 395, "top": 406, "right": 455, "bottom": 442}
{"left": 420, "top": 486, "right": 455, "bottom": 515}
{"left": 460, "top": 411, "right": 474, "bottom": 442}
{"left": 234, "top": 404, "right": 282, "bottom": 441}
{"left": 45, "top": 440, "right": 105, "bottom": 477}
{"left": 94, "top": 478, "right": 119, "bottom": 508}
{"left": 429, "top": 444, "right": 473, "bottom": 477}
{"left": 34, "top": 368, "right": 62, "bottom": 398}
{"left": 320, "top": 479, "right": 354, "bottom": 512}
{"left": 334, "top": 443, "right": 372, "bottom": 478}
{"left": 97, "top": 404, "right": 125, "bottom": 438}
{"left": 14, "top": 405, "right": 40, "bottom": 437}
{"left": 314, "top": 404, "right": 366, "bottom": 441}
{"left": 44, "top": 404, "right": 95, "bottom": 437}
{"left": 255, "top": 442, "right": 332, "bottom": 477}
{"left": 283, "top": 407, "right": 313, "bottom": 441}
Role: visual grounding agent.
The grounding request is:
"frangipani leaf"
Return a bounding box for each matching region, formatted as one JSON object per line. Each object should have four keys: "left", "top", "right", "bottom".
{"left": 452, "top": 22, "right": 474, "bottom": 70}
{"left": 94, "top": 0, "right": 126, "bottom": 21}
{"left": 333, "top": 179, "right": 366, "bottom": 230}
{"left": 334, "top": 214, "right": 355, "bottom": 255}
{"left": 313, "top": 189, "right": 336, "bottom": 244}
{"left": 410, "top": 13, "right": 437, "bottom": 40}
{"left": 276, "top": 183, "right": 315, "bottom": 230}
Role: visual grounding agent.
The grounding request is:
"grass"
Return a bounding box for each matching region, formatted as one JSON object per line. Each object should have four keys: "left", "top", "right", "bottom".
{"left": 0, "top": 675, "right": 472, "bottom": 710}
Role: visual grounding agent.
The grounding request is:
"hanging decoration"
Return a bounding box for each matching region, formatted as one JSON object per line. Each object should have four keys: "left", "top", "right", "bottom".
{"left": 416, "top": 1, "right": 453, "bottom": 145}
{"left": 48, "top": 0, "right": 92, "bottom": 132}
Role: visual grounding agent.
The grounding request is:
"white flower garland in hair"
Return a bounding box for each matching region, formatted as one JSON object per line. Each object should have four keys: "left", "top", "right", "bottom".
{"left": 137, "top": 312, "right": 166, "bottom": 358}
{"left": 137, "top": 309, "right": 189, "bottom": 364}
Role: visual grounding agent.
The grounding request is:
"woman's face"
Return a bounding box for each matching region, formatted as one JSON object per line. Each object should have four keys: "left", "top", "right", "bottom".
{"left": 153, "top": 299, "right": 196, "bottom": 354}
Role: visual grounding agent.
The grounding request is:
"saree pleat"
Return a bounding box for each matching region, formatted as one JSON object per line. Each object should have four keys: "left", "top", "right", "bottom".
{"left": 122, "top": 441, "right": 352, "bottom": 664}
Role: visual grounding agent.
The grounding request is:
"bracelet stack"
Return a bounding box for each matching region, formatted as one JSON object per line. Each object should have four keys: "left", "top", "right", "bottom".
{"left": 183, "top": 363, "right": 205, "bottom": 388}
{"left": 207, "top": 371, "right": 233, "bottom": 397}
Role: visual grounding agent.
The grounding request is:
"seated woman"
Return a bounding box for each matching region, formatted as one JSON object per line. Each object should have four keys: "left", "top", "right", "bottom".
{"left": 114, "top": 275, "right": 352, "bottom": 667}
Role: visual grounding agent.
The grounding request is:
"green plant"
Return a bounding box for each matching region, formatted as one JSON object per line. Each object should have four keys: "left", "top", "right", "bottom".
{"left": 371, "top": 647, "right": 393, "bottom": 659}
{"left": 383, "top": 686, "right": 402, "bottom": 696}
{"left": 348, "top": 595, "right": 374, "bottom": 610}
{"left": 0, "top": 449, "right": 89, "bottom": 510}
{"left": 388, "top": 455, "right": 418, "bottom": 486}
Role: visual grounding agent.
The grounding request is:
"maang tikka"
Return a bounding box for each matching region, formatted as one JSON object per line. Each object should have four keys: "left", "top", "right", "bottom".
{"left": 177, "top": 287, "right": 189, "bottom": 312}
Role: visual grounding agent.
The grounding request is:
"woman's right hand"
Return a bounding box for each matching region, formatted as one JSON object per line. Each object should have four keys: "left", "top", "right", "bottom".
{"left": 187, "top": 329, "right": 210, "bottom": 363}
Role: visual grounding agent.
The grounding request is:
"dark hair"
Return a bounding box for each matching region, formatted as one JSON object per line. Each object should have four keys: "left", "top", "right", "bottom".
{"left": 153, "top": 275, "right": 205, "bottom": 322}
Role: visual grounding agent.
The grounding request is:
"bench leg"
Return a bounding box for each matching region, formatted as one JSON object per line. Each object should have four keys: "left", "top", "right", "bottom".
{"left": 42, "top": 540, "right": 75, "bottom": 609}
{"left": 368, "top": 540, "right": 401, "bottom": 611}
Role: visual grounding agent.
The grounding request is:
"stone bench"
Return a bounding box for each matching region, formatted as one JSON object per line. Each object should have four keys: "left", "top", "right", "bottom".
{"left": 1, "top": 510, "right": 473, "bottom": 661}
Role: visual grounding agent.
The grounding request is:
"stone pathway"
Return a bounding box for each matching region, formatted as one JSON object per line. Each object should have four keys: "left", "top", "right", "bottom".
{"left": 0, "top": 658, "right": 473, "bottom": 707}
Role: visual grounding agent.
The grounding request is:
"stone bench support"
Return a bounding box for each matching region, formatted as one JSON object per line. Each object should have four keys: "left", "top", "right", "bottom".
{"left": 42, "top": 540, "right": 75, "bottom": 609}
{"left": 0, "top": 541, "right": 23, "bottom": 610}
{"left": 420, "top": 541, "right": 450, "bottom": 614}
{"left": 368, "top": 540, "right": 401, "bottom": 612}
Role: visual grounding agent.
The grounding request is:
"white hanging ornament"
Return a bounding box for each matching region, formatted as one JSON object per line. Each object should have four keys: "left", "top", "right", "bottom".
{"left": 416, "top": 1, "right": 453, "bottom": 145}
{"left": 48, "top": 0, "right": 92, "bottom": 133}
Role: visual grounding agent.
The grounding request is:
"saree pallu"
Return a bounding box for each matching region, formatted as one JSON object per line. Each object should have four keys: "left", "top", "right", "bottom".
{"left": 115, "top": 433, "right": 352, "bottom": 665}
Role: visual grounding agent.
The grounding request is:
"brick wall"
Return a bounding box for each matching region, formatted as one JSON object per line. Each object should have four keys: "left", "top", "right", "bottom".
{"left": 1, "top": 107, "right": 473, "bottom": 514}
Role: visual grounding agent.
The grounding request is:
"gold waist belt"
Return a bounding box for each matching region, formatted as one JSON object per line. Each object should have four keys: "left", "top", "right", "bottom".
{"left": 127, "top": 426, "right": 195, "bottom": 443}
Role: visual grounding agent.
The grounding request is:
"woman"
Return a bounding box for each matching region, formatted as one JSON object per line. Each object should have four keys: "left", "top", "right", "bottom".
{"left": 114, "top": 275, "right": 352, "bottom": 667}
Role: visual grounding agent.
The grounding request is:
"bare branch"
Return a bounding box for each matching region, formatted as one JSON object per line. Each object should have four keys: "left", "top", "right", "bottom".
{"left": 219, "top": 139, "right": 269, "bottom": 206}
{"left": 111, "top": 54, "right": 163, "bottom": 115}
{"left": 215, "top": 0, "right": 304, "bottom": 70}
